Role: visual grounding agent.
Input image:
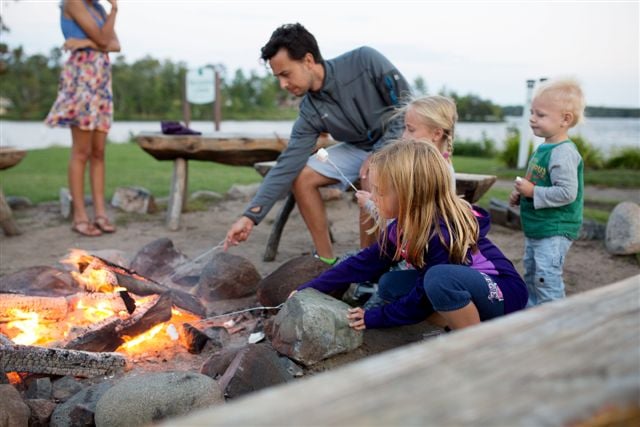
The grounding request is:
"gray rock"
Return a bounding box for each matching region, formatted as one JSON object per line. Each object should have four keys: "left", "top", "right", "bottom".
{"left": 6, "top": 195, "right": 32, "bottom": 210}
{"left": 59, "top": 187, "right": 72, "bottom": 219}
{"left": 226, "top": 183, "right": 260, "bottom": 201}
{"left": 201, "top": 346, "right": 245, "bottom": 380}
{"left": 94, "top": 372, "right": 223, "bottom": 427}
{"left": 605, "top": 201, "right": 640, "bottom": 255}
{"left": 129, "top": 237, "right": 189, "bottom": 283}
{"left": 257, "top": 255, "right": 330, "bottom": 307}
{"left": 52, "top": 376, "right": 84, "bottom": 403}
{"left": 190, "top": 190, "right": 223, "bottom": 202}
{"left": 578, "top": 218, "right": 606, "bottom": 241}
{"left": 0, "top": 266, "right": 78, "bottom": 296}
{"left": 26, "top": 377, "right": 52, "bottom": 400}
{"left": 194, "top": 252, "right": 261, "bottom": 302}
{"left": 110, "top": 186, "right": 157, "bottom": 214}
{"left": 26, "top": 399, "right": 58, "bottom": 427}
{"left": 50, "top": 380, "right": 113, "bottom": 427}
{"left": 0, "top": 384, "right": 31, "bottom": 427}
{"left": 216, "top": 343, "right": 294, "bottom": 399}
{"left": 268, "top": 288, "right": 363, "bottom": 366}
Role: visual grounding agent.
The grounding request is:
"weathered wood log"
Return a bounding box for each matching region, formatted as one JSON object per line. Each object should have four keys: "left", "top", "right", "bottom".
{"left": 0, "top": 294, "right": 69, "bottom": 322}
{"left": 116, "top": 293, "right": 172, "bottom": 339}
{"left": 0, "top": 344, "right": 126, "bottom": 377}
{"left": 0, "top": 147, "right": 27, "bottom": 170}
{"left": 167, "top": 275, "right": 640, "bottom": 427}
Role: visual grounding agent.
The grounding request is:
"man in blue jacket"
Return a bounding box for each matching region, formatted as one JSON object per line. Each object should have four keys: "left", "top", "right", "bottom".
{"left": 225, "top": 23, "right": 410, "bottom": 264}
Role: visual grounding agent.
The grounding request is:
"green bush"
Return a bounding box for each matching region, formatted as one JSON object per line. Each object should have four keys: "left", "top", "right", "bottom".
{"left": 500, "top": 126, "right": 532, "bottom": 168}
{"left": 453, "top": 132, "right": 497, "bottom": 158}
{"left": 605, "top": 146, "right": 640, "bottom": 170}
{"left": 571, "top": 135, "right": 605, "bottom": 170}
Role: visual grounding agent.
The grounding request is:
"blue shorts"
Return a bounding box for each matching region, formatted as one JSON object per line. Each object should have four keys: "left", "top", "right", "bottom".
{"left": 307, "top": 143, "right": 369, "bottom": 190}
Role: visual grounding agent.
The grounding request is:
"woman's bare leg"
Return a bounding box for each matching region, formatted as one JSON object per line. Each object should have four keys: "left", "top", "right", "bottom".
{"left": 89, "top": 130, "right": 108, "bottom": 218}
{"left": 69, "top": 126, "right": 93, "bottom": 224}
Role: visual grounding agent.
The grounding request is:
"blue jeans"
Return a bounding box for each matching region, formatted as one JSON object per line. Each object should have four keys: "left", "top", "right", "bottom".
{"left": 378, "top": 265, "right": 504, "bottom": 321}
{"left": 524, "top": 236, "right": 573, "bottom": 307}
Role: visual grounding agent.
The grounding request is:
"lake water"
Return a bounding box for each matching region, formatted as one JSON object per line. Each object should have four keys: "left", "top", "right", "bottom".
{"left": 1, "top": 117, "right": 638, "bottom": 155}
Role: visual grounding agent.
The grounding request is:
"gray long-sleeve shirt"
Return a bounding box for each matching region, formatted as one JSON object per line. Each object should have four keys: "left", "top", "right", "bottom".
{"left": 243, "top": 46, "right": 411, "bottom": 224}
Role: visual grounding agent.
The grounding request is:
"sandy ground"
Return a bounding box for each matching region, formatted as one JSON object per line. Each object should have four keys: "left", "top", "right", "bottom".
{"left": 1, "top": 187, "right": 638, "bottom": 296}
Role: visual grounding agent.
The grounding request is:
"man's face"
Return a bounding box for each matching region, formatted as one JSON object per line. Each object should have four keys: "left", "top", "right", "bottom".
{"left": 269, "top": 48, "right": 314, "bottom": 97}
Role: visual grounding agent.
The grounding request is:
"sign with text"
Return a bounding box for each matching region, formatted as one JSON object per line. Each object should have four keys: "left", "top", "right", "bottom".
{"left": 186, "top": 67, "right": 215, "bottom": 104}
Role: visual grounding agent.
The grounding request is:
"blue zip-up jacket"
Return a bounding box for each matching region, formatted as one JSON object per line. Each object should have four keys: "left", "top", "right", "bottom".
{"left": 298, "top": 207, "right": 528, "bottom": 328}
{"left": 243, "top": 46, "right": 411, "bottom": 224}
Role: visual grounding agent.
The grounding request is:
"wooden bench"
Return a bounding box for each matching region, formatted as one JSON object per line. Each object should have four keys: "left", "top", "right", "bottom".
{"left": 255, "top": 160, "right": 497, "bottom": 262}
{"left": 0, "top": 147, "right": 27, "bottom": 236}
{"left": 135, "top": 132, "right": 331, "bottom": 230}
{"left": 167, "top": 274, "right": 640, "bottom": 426}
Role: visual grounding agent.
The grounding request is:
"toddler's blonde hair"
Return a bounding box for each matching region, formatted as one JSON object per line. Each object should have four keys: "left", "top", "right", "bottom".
{"left": 398, "top": 95, "right": 458, "bottom": 156}
{"left": 533, "top": 78, "right": 586, "bottom": 127}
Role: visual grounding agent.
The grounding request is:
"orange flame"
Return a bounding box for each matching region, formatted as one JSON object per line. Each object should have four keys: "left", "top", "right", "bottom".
{"left": 7, "top": 309, "right": 51, "bottom": 345}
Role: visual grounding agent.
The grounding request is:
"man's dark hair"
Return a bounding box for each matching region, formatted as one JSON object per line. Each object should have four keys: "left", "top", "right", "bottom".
{"left": 260, "top": 23, "right": 323, "bottom": 64}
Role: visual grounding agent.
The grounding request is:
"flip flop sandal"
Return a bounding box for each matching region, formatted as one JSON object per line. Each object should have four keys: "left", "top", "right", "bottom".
{"left": 94, "top": 216, "right": 116, "bottom": 233}
{"left": 71, "top": 220, "right": 102, "bottom": 237}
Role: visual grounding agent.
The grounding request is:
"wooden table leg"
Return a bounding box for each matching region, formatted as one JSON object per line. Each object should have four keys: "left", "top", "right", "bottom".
{"left": 263, "top": 193, "right": 296, "bottom": 262}
{"left": 0, "top": 187, "right": 21, "bottom": 236}
{"left": 166, "top": 158, "right": 188, "bottom": 231}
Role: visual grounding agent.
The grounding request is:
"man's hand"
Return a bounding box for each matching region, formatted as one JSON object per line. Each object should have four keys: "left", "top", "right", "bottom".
{"left": 514, "top": 177, "right": 535, "bottom": 198}
{"left": 355, "top": 190, "right": 372, "bottom": 209}
{"left": 347, "top": 307, "right": 367, "bottom": 330}
{"left": 224, "top": 216, "right": 254, "bottom": 250}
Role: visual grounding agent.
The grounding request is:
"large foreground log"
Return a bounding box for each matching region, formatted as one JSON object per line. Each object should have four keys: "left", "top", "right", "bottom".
{"left": 168, "top": 275, "right": 640, "bottom": 426}
{"left": 0, "top": 344, "right": 126, "bottom": 377}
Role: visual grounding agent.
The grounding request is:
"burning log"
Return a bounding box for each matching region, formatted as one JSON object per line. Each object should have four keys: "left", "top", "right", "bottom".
{"left": 84, "top": 255, "right": 205, "bottom": 316}
{"left": 0, "top": 344, "right": 126, "bottom": 377}
{"left": 63, "top": 316, "right": 124, "bottom": 353}
{"left": 62, "top": 294, "right": 172, "bottom": 353}
{"left": 0, "top": 294, "right": 69, "bottom": 322}
{"left": 116, "top": 293, "right": 172, "bottom": 339}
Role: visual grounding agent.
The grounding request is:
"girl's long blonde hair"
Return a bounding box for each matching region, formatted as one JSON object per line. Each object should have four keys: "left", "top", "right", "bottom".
{"left": 370, "top": 139, "right": 479, "bottom": 267}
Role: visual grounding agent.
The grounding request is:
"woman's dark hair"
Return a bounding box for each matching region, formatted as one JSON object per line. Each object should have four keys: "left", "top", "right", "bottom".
{"left": 260, "top": 23, "right": 323, "bottom": 64}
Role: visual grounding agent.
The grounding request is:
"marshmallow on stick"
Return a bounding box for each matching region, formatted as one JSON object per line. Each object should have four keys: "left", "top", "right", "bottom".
{"left": 315, "top": 148, "right": 359, "bottom": 192}
{"left": 316, "top": 148, "right": 330, "bottom": 162}
{"left": 515, "top": 176, "right": 523, "bottom": 183}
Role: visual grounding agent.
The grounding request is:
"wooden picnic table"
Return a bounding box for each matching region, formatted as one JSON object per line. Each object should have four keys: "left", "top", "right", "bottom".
{"left": 254, "top": 160, "right": 497, "bottom": 261}
{"left": 135, "top": 132, "right": 333, "bottom": 230}
{"left": 0, "top": 147, "right": 27, "bottom": 236}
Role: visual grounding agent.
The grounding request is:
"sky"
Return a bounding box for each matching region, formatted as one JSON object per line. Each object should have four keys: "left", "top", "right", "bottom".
{"left": 1, "top": 0, "right": 639, "bottom": 108}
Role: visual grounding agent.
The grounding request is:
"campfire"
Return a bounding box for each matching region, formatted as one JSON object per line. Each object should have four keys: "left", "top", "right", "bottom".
{"left": 0, "top": 249, "right": 230, "bottom": 383}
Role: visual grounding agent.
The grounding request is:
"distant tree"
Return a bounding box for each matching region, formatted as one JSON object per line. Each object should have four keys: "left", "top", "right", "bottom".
{"left": 413, "top": 76, "right": 428, "bottom": 96}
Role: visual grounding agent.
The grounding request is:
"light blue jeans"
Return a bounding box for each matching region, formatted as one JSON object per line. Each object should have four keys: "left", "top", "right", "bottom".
{"left": 524, "top": 235, "right": 573, "bottom": 307}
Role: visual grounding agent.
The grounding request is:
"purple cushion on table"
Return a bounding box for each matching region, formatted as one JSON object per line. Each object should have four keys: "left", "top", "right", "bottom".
{"left": 160, "top": 121, "right": 202, "bottom": 135}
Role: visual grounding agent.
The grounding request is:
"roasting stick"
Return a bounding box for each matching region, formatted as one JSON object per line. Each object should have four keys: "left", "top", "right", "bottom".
{"left": 316, "top": 148, "right": 359, "bottom": 192}
{"left": 171, "top": 238, "right": 227, "bottom": 278}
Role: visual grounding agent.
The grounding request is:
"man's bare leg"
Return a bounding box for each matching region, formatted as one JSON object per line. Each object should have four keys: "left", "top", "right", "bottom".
{"left": 292, "top": 166, "right": 339, "bottom": 259}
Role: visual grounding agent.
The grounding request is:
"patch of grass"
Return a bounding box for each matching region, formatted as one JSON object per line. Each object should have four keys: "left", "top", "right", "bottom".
{"left": 1, "top": 142, "right": 263, "bottom": 203}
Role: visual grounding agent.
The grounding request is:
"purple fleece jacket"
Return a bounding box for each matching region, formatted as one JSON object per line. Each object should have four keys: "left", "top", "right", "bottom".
{"left": 297, "top": 207, "right": 527, "bottom": 328}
